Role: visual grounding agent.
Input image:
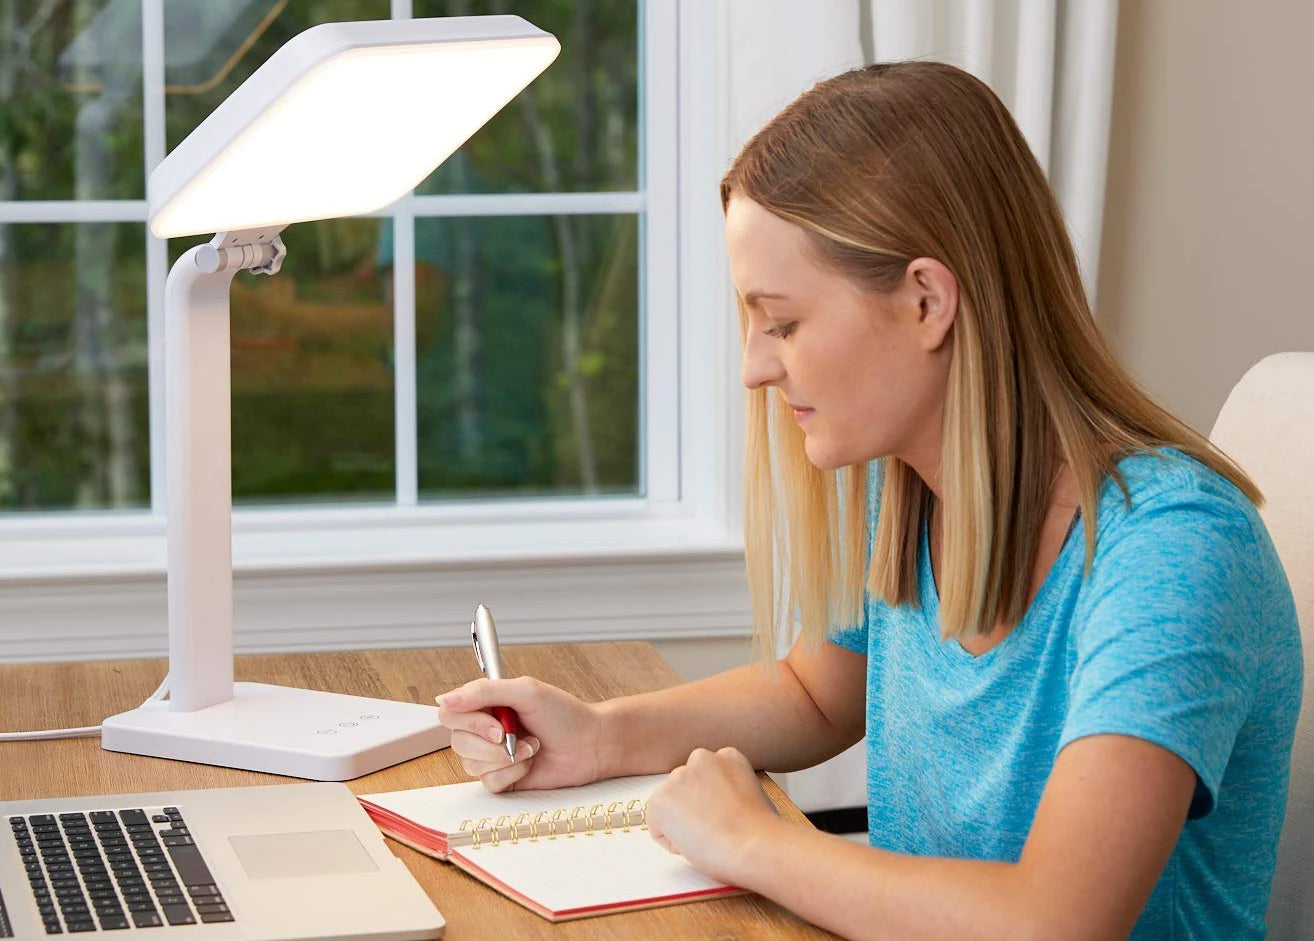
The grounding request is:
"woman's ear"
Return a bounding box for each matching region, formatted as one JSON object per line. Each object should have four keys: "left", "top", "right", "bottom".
{"left": 906, "top": 257, "right": 958, "bottom": 352}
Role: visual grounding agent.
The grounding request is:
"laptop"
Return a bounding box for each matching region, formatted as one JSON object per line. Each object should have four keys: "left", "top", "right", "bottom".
{"left": 0, "top": 783, "right": 444, "bottom": 939}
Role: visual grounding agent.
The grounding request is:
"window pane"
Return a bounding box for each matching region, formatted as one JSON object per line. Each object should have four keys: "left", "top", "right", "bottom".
{"left": 412, "top": 0, "right": 639, "bottom": 195}
{"left": 169, "top": 218, "right": 395, "bottom": 504}
{"left": 0, "top": 222, "right": 149, "bottom": 509}
{"left": 0, "top": 2, "right": 145, "bottom": 201}
{"left": 164, "top": 0, "right": 391, "bottom": 151}
{"left": 413, "top": 213, "right": 639, "bottom": 498}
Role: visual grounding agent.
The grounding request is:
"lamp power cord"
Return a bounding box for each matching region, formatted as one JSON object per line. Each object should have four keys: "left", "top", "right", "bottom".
{"left": 0, "top": 674, "right": 171, "bottom": 741}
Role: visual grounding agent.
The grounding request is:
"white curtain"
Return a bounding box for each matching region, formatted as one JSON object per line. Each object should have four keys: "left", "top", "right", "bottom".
{"left": 727, "top": 0, "right": 1119, "bottom": 303}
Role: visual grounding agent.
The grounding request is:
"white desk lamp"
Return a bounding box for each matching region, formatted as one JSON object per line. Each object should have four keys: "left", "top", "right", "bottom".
{"left": 100, "top": 16, "right": 560, "bottom": 780}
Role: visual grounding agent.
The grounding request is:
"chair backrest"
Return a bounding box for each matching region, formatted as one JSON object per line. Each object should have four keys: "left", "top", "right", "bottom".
{"left": 1209, "top": 352, "right": 1314, "bottom": 940}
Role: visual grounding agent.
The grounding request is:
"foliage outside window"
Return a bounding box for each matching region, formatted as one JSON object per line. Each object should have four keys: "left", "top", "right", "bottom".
{"left": 0, "top": 0, "right": 641, "bottom": 512}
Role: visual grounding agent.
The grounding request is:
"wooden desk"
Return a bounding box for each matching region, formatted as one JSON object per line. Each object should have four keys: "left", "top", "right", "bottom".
{"left": 0, "top": 642, "right": 835, "bottom": 939}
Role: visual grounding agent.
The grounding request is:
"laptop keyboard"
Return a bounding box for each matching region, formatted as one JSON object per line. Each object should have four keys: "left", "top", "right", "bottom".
{"left": 7, "top": 806, "right": 232, "bottom": 934}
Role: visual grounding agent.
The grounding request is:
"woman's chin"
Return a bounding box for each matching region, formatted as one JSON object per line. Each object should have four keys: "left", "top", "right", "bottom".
{"left": 803, "top": 433, "right": 884, "bottom": 471}
{"left": 802, "top": 437, "right": 848, "bottom": 471}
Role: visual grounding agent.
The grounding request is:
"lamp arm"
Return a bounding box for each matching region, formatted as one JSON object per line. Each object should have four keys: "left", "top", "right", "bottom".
{"left": 165, "top": 226, "right": 287, "bottom": 713}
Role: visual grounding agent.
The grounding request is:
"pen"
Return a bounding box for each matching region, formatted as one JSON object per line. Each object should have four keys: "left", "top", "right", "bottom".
{"left": 470, "top": 603, "right": 521, "bottom": 762}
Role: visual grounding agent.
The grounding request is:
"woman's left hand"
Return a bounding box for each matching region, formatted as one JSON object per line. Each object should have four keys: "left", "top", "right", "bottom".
{"left": 645, "top": 746, "right": 782, "bottom": 885}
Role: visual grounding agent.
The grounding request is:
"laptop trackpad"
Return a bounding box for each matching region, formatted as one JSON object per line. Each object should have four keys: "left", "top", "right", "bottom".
{"left": 229, "top": 830, "right": 379, "bottom": 879}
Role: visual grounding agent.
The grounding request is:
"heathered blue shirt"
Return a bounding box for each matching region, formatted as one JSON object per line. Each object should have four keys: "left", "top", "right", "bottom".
{"left": 830, "top": 449, "right": 1302, "bottom": 940}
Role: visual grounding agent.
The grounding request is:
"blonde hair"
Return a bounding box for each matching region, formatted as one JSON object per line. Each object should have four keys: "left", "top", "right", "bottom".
{"left": 723, "top": 62, "right": 1260, "bottom": 652}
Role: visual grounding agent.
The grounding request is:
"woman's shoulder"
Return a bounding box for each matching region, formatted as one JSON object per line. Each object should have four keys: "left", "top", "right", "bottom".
{"left": 1083, "top": 446, "right": 1287, "bottom": 595}
{"left": 1074, "top": 447, "right": 1301, "bottom": 709}
{"left": 1081, "top": 447, "right": 1304, "bottom": 639}
{"left": 1094, "top": 446, "right": 1261, "bottom": 538}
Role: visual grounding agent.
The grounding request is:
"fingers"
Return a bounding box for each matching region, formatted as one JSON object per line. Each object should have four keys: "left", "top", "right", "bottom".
{"left": 714, "top": 746, "right": 752, "bottom": 770}
{"left": 436, "top": 677, "right": 544, "bottom": 742}
{"left": 649, "top": 827, "right": 678, "bottom": 854}
{"left": 435, "top": 680, "right": 527, "bottom": 760}
{"left": 456, "top": 736, "right": 539, "bottom": 793}
{"left": 676, "top": 746, "right": 751, "bottom": 774}
{"left": 645, "top": 785, "right": 672, "bottom": 853}
{"left": 437, "top": 676, "right": 542, "bottom": 714}
{"left": 436, "top": 698, "right": 509, "bottom": 744}
{"left": 452, "top": 731, "right": 538, "bottom": 773}
{"left": 434, "top": 677, "right": 562, "bottom": 793}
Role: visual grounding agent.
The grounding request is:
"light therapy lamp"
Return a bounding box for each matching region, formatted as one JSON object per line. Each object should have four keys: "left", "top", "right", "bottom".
{"left": 100, "top": 16, "right": 560, "bottom": 780}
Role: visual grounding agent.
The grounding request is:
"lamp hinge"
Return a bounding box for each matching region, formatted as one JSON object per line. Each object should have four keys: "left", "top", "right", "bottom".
{"left": 196, "top": 229, "right": 287, "bottom": 276}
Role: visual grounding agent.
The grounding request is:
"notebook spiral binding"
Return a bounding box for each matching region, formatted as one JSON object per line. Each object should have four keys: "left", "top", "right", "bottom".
{"left": 459, "top": 798, "right": 648, "bottom": 849}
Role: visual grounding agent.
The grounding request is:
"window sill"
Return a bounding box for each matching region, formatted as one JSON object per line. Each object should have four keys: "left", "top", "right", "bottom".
{"left": 0, "top": 505, "right": 752, "bottom": 662}
{"left": 0, "top": 499, "right": 743, "bottom": 582}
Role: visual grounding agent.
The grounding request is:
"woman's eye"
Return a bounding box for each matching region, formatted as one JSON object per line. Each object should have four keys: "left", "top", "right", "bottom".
{"left": 765, "top": 322, "right": 797, "bottom": 340}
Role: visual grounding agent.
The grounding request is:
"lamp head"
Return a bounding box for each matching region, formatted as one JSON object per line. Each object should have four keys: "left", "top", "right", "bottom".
{"left": 148, "top": 16, "right": 559, "bottom": 239}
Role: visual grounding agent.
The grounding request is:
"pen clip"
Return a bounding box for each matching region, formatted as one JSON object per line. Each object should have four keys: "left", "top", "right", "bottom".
{"left": 471, "top": 621, "right": 485, "bottom": 673}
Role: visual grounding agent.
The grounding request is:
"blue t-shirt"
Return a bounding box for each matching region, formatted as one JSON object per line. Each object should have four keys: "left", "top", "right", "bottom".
{"left": 830, "top": 449, "right": 1303, "bottom": 940}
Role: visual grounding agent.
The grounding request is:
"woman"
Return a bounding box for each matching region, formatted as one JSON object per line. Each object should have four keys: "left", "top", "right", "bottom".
{"left": 437, "top": 62, "right": 1301, "bottom": 940}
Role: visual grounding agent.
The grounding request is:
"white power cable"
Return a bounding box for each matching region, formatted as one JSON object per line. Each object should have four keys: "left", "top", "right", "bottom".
{"left": 0, "top": 673, "right": 172, "bottom": 742}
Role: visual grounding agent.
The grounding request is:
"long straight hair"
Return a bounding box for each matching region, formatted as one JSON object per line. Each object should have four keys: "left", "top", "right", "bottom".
{"left": 724, "top": 62, "right": 1260, "bottom": 651}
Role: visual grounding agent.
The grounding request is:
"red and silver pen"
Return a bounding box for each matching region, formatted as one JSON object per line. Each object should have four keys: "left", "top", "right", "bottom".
{"left": 471, "top": 603, "right": 521, "bottom": 761}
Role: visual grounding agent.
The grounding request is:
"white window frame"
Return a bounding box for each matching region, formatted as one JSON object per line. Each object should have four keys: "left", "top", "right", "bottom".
{"left": 0, "top": 0, "right": 749, "bottom": 661}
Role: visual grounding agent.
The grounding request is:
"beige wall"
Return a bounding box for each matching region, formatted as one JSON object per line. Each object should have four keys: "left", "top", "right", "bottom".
{"left": 1098, "top": 1, "right": 1314, "bottom": 432}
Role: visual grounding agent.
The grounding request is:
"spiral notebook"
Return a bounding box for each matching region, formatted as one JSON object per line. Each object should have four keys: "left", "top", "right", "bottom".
{"left": 357, "top": 773, "right": 744, "bottom": 922}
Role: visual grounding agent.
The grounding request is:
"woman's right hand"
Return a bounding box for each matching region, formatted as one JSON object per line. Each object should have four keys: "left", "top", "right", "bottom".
{"left": 436, "top": 676, "right": 611, "bottom": 793}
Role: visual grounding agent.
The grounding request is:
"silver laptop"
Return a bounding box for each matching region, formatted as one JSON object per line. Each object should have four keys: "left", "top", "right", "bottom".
{"left": 0, "top": 783, "right": 443, "bottom": 939}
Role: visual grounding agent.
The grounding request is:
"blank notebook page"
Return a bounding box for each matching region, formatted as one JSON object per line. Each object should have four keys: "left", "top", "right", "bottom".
{"left": 459, "top": 821, "right": 728, "bottom": 915}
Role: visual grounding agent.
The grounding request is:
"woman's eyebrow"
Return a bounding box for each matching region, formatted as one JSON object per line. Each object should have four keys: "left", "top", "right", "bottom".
{"left": 742, "top": 290, "right": 790, "bottom": 305}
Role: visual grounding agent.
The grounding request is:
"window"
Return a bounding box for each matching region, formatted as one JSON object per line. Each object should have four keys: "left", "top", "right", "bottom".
{"left": 0, "top": 1, "right": 746, "bottom": 660}
{"left": 3, "top": 0, "right": 645, "bottom": 509}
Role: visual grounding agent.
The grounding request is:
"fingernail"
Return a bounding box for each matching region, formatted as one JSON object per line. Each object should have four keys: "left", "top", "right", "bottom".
{"left": 520, "top": 739, "right": 536, "bottom": 758}
{"left": 440, "top": 693, "right": 460, "bottom": 708}
{"left": 486, "top": 726, "right": 503, "bottom": 743}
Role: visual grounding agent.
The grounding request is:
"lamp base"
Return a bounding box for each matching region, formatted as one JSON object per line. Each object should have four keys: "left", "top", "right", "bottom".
{"left": 101, "top": 682, "right": 450, "bottom": 781}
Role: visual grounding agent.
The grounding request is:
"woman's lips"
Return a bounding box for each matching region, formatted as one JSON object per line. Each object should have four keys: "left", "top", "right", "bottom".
{"left": 790, "top": 405, "right": 815, "bottom": 423}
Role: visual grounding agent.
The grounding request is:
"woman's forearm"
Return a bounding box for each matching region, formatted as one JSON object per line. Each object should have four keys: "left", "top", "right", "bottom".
{"left": 596, "top": 657, "right": 863, "bottom": 778}
{"left": 720, "top": 733, "right": 1193, "bottom": 941}
{"left": 737, "top": 820, "right": 1039, "bottom": 941}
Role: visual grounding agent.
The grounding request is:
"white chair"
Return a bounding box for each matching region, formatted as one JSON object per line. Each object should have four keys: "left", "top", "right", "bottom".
{"left": 1210, "top": 352, "right": 1314, "bottom": 940}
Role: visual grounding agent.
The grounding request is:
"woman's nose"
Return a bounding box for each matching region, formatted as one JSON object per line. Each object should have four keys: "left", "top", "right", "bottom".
{"left": 740, "top": 335, "right": 784, "bottom": 390}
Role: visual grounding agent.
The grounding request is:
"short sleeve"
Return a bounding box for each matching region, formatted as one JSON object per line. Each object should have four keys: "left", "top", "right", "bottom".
{"left": 1060, "top": 488, "right": 1262, "bottom": 818}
